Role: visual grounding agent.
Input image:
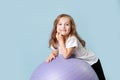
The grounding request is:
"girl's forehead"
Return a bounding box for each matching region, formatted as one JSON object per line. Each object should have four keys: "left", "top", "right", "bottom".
{"left": 58, "top": 17, "right": 70, "bottom": 22}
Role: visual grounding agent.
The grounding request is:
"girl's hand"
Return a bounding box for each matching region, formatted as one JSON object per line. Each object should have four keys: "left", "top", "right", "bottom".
{"left": 46, "top": 50, "right": 58, "bottom": 63}
{"left": 56, "top": 32, "right": 64, "bottom": 44}
{"left": 46, "top": 53, "right": 56, "bottom": 63}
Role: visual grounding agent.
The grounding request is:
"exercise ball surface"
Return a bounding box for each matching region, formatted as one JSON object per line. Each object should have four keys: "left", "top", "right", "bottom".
{"left": 30, "top": 55, "right": 98, "bottom": 80}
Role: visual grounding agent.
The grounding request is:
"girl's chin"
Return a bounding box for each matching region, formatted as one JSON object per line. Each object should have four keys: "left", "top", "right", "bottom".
{"left": 61, "top": 32, "right": 66, "bottom": 35}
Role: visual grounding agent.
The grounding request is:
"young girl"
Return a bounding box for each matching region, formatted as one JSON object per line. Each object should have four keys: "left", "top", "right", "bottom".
{"left": 46, "top": 14, "right": 106, "bottom": 80}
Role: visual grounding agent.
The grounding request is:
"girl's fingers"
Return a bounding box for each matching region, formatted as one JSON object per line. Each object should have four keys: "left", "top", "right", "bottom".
{"left": 46, "top": 54, "right": 56, "bottom": 63}
{"left": 56, "top": 32, "right": 63, "bottom": 39}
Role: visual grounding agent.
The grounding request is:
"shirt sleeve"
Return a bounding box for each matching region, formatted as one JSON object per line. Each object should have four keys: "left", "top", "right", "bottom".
{"left": 50, "top": 45, "right": 58, "bottom": 51}
{"left": 66, "top": 36, "right": 78, "bottom": 48}
{"left": 50, "top": 45, "right": 55, "bottom": 50}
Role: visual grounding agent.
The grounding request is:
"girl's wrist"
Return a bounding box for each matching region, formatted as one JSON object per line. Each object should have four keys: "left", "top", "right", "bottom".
{"left": 52, "top": 52, "right": 58, "bottom": 56}
{"left": 59, "top": 40, "right": 64, "bottom": 45}
{"left": 52, "top": 50, "right": 58, "bottom": 56}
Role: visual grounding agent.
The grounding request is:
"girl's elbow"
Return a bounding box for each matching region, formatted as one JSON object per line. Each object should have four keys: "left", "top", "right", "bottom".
{"left": 63, "top": 54, "right": 70, "bottom": 59}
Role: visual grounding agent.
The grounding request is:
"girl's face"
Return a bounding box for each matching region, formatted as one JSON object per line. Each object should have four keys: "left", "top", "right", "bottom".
{"left": 56, "top": 17, "right": 71, "bottom": 36}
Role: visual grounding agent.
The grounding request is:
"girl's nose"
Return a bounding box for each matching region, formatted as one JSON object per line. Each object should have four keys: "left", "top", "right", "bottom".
{"left": 62, "top": 24, "right": 65, "bottom": 28}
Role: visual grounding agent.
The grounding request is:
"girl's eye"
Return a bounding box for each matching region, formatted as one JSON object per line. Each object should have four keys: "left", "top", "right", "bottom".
{"left": 66, "top": 24, "right": 70, "bottom": 26}
{"left": 59, "top": 24, "right": 62, "bottom": 25}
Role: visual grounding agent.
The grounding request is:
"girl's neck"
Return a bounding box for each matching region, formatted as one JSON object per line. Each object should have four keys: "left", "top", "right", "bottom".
{"left": 64, "top": 35, "right": 70, "bottom": 43}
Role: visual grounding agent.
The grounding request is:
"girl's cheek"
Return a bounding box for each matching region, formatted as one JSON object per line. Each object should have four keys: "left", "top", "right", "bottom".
{"left": 57, "top": 28, "right": 60, "bottom": 33}
{"left": 57, "top": 26, "right": 62, "bottom": 33}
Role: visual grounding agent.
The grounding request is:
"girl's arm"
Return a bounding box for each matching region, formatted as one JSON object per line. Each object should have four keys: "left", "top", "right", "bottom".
{"left": 59, "top": 40, "right": 75, "bottom": 58}
{"left": 46, "top": 49, "right": 58, "bottom": 63}
{"left": 56, "top": 33, "right": 75, "bottom": 58}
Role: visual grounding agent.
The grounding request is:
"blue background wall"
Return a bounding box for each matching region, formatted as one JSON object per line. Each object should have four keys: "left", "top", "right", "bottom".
{"left": 0, "top": 0, "right": 120, "bottom": 80}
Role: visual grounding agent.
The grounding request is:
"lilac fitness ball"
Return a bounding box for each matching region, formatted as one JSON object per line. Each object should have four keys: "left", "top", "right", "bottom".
{"left": 30, "top": 55, "right": 98, "bottom": 80}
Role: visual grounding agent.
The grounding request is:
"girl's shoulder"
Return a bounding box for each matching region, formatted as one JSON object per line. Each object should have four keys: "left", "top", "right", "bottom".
{"left": 66, "top": 35, "right": 78, "bottom": 43}
{"left": 67, "top": 35, "right": 78, "bottom": 41}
